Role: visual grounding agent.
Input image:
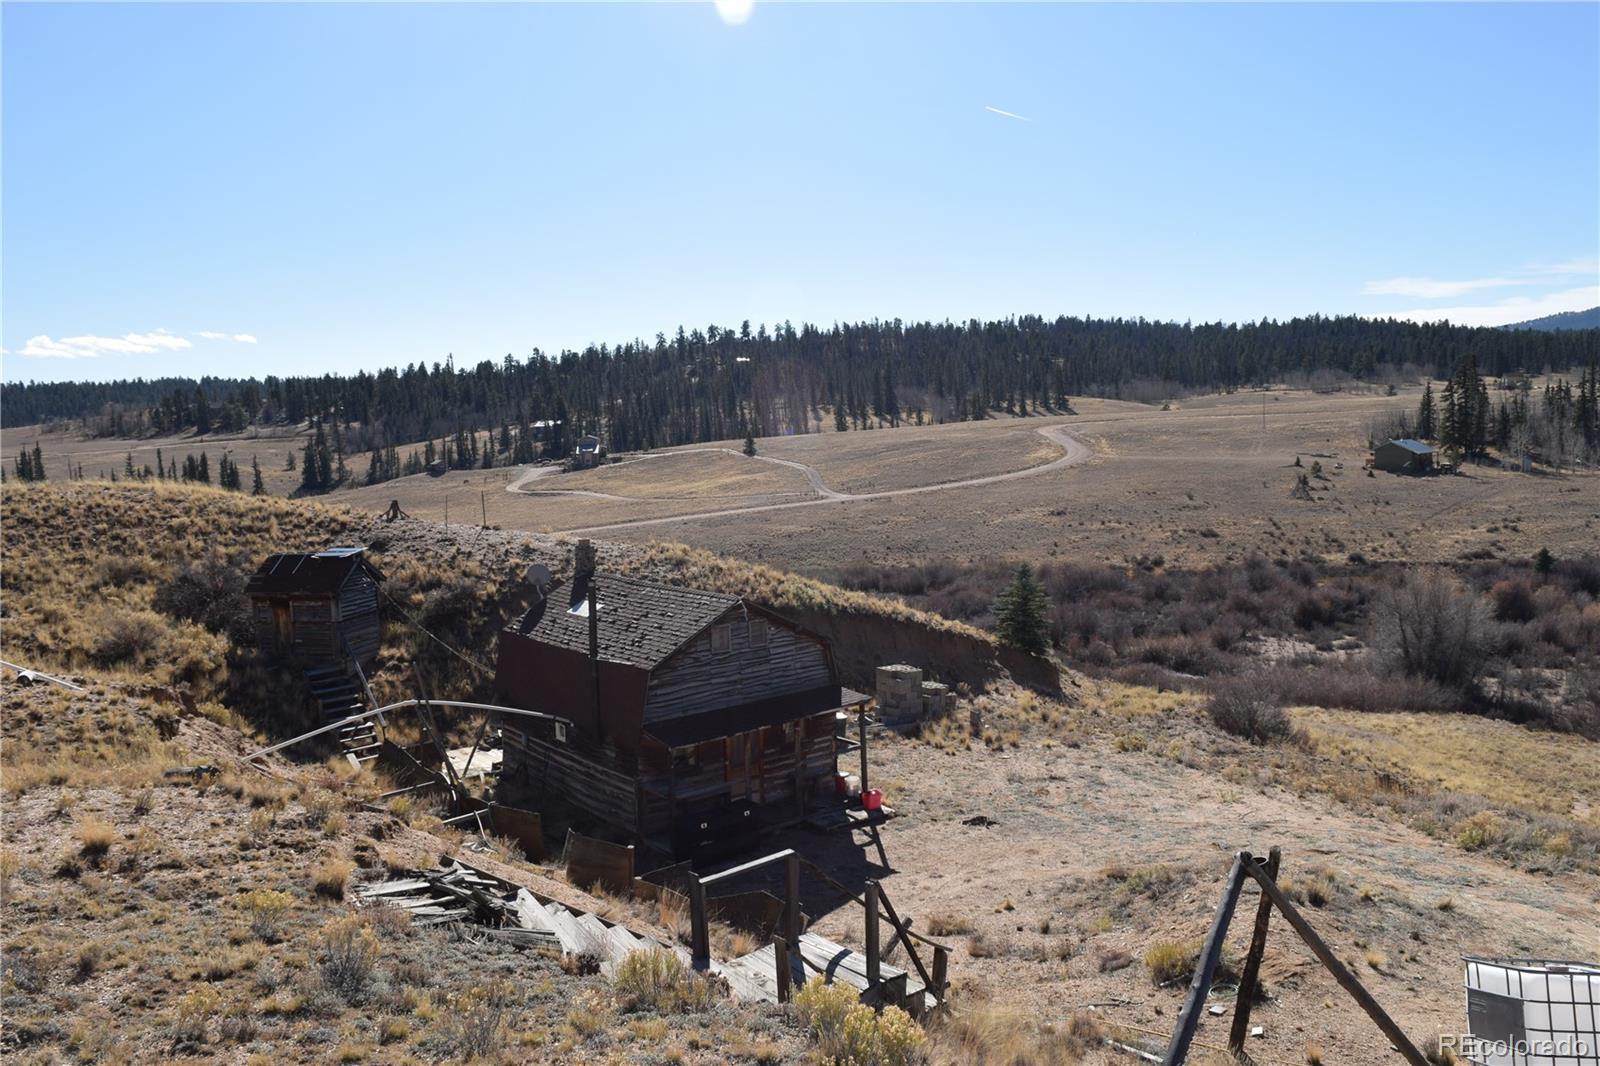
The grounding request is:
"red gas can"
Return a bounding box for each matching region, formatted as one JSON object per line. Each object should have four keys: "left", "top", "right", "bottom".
{"left": 861, "top": 788, "right": 883, "bottom": 812}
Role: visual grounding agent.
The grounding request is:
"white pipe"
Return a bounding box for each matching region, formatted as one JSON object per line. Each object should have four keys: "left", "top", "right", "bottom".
{"left": 241, "top": 699, "right": 572, "bottom": 763}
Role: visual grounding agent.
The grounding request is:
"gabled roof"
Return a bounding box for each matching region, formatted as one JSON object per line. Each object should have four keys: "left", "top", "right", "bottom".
{"left": 246, "top": 548, "right": 383, "bottom": 597}
{"left": 1384, "top": 438, "right": 1437, "bottom": 455}
{"left": 506, "top": 572, "right": 741, "bottom": 670}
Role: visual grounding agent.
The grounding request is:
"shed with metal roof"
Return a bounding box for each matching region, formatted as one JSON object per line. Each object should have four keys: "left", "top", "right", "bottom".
{"left": 1374, "top": 438, "right": 1438, "bottom": 474}
{"left": 245, "top": 547, "right": 384, "bottom": 668}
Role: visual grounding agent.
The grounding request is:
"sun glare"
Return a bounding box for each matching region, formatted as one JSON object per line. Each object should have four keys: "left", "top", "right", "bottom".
{"left": 714, "top": 0, "right": 754, "bottom": 26}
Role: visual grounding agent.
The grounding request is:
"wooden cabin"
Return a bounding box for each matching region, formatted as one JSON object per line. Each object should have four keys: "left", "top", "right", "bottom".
{"left": 493, "top": 545, "right": 867, "bottom": 857}
{"left": 245, "top": 547, "right": 383, "bottom": 670}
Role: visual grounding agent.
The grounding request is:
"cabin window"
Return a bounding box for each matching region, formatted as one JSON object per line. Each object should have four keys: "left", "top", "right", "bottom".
{"left": 748, "top": 618, "right": 769, "bottom": 647}
{"left": 710, "top": 624, "right": 732, "bottom": 653}
{"left": 553, "top": 721, "right": 567, "bottom": 743}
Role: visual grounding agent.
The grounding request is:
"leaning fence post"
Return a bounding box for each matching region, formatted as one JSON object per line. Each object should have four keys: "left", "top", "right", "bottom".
{"left": 1244, "top": 861, "right": 1431, "bottom": 1066}
{"left": 1162, "top": 852, "right": 1250, "bottom": 1066}
{"left": 775, "top": 937, "right": 791, "bottom": 1003}
{"left": 932, "top": 944, "right": 949, "bottom": 1001}
{"left": 864, "top": 880, "right": 881, "bottom": 995}
{"left": 1229, "top": 846, "right": 1281, "bottom": 1053}
{"left": 689, "top": 875, "right": 709, "bottom": 971}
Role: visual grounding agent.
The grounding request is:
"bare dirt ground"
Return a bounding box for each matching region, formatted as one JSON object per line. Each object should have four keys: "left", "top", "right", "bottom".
{"left": 337, "top": 382, "right": 1597, "bottom": 576}
{"left": 770, "top": 697, "right": 1600, "bottom": 1065}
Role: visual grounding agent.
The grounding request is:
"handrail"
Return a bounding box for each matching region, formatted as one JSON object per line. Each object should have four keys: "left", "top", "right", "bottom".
{"left": 240, "top": 699, "right": 573, "bottom": 763}
{"left": 698, "top": 849, "right": 795, "bottom": 887}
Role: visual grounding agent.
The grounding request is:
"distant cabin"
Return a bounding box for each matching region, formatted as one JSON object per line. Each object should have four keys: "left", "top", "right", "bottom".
{"left": 493, "top": 545, "right": 867, "bottom": 856}
{"left": 1374, "top": 438, "right": 1437, "bottom": 474}
{"left": 574, "top": 435, "right": 604, "bottom": 469}
{"left": 245, "top": 547, "right": 383, "bottom": 669}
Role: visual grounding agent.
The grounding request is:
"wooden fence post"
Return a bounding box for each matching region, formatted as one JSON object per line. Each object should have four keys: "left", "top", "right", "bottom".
{"left": 785, "top": 852, "right": 801, "bottom": 953}
{"left": 1229, "top": 846, "right": 1281, "bottom": 1054}
{"left": 932, "top": 945, "right": 949, "bottom": 1001}
{"left": 857, "top": 712, "right": 869, "bottom": 794}
{"left": 775, "top": 937, "right": 791, "bottom": 1004}
{"left": 690, "top": 875, "right": 709, "bottom": 971}
{"left": 864, "top": 880, "right": 881, "bottom": 994}
{"left": 1162, "top": 852, "right": 1249, "bottom": 1066}
{"left": 1244, "top": 862, "right": 1430, "bottom": 1066}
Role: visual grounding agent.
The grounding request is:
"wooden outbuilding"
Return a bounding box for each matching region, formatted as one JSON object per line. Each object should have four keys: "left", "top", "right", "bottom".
{"left": 1374, "top": 438, "right": 1438, "bottom": 474}
{"left": 245, "top": 547, "right": 384, "bottom": 670}
{"left": 493, "top": 543, "right": 867, "bottom": 857}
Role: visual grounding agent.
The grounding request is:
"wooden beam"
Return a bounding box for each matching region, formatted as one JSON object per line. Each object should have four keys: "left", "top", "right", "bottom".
{"left": 864, "top": 880, "right": 881, "bottom": 993}
{"left": 689, "top": 875, "right": 710, "bottom": 970}
{"left": 775, "top": 937, "right": 792, "bottom": 1004}
{"left": 1244, "top": 862, "right": 1430, "bottom": 1066}
{"left": 1229, "top": 847, "right": 1280, "bottom": 1054}
{"left": 857, "top": 711, "right": 869, "bottom": 794}
{"left": 1162, "top": 852, "right": 1249, "bottom": 1066}
{"left": 785, "top": 852, "right": 801, "bottom": 954}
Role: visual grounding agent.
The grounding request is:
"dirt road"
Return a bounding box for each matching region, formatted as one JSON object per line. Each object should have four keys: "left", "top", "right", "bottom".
{"left": 506, "top": 424, "right": 1092, "bottom": 534}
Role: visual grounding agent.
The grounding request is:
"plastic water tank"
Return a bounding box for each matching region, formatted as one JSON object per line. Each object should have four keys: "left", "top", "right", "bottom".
{"left": 1462, "top": 956, "right": 1600, "bottom": 1066}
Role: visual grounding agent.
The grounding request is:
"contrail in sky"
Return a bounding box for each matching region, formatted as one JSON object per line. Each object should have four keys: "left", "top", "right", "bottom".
{"left": 984, "top": 105, "right": 1030, "bottom": 122}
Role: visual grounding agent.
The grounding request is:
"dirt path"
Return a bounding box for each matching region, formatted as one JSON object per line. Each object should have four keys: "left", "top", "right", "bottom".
{"left": 505, "top": 425, "right": 1091, "bottom": 534}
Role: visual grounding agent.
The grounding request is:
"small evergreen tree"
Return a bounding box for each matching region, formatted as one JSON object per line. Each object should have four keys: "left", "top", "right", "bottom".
{"left": 251, "top": 455, "right": 266, "bottom": 495}
{"left": 743, "top": 433, "right": 757, "bottom": 457}
{"left": 994, "top": 564, "right": 1050, "bottom": 655}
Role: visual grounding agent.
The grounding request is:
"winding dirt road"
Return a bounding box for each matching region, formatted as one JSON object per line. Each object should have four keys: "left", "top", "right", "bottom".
{"left": 505, "top": 424, "right": 1092, "bottom": 534}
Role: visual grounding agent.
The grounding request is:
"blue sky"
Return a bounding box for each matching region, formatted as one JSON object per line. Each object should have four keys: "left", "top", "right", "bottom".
{"left": 4, "top": 2, "right": 1597, "bottom": 384}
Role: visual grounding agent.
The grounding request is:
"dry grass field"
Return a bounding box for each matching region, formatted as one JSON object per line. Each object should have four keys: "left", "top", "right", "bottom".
{"left": 331, "top": 381, "right": 1597, "bottom": 578}
{"left": 6, "top": 421, "right": 315, "bottom": 496}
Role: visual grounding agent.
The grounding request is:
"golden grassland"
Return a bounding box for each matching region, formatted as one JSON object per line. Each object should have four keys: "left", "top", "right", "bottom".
{"left": 1297, "top": 708, "right": 1600, "bottom": 829}
{"left": 555, "top": 450, "right": 815, "bottom": 499}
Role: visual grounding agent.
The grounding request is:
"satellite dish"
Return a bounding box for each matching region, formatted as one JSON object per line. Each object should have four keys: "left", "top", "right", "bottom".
{"left": 526, "top": 563, "right": 553, "bottom": 596}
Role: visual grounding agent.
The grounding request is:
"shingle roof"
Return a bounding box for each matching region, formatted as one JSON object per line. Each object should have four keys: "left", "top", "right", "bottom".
{"left": 246, "top": 549, "right": 382, "bottom": 597}
{"left": 1386, "top": 439, "right": 1437, "bottom": 455}
{"left": 507, "top": 572, "right": 740, "bottom": 669}
{"left": 644, "top": 685, "right": 870, "bottom": 748}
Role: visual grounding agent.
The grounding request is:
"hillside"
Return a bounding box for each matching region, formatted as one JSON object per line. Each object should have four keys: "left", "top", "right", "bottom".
{"left": 1504, "top": 305, "right": 1600, "bottom": 331}
{"left": 3, "top": 482, "right": 1595, "bottom": 1065}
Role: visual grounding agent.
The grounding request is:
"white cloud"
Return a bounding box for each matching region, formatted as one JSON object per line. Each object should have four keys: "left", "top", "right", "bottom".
{"left": 233, "top": 333, "right": 258, "bottom": 344}
{"left": 1362, "top": 276, "right": 1528, "bottom": 299}
{"left": 1522, "top": 256, "right": 1600, "bottom": 277}
{"left": 1373, "top": 285, "right": 1600, "bottom": 328}
{"left": 18, "top": 328, "right": 193, "bottom": 360}
{"left": 984, "top": 105, "right": 1030, "bottom": 122}
{"left": 197, "top": 330, "right": 227, "bottom": 340}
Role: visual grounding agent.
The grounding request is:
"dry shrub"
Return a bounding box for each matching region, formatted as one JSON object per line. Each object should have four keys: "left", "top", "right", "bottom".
{"left": 240, "top": 888, "right": 295, "bottom": 942}
{"left": 1206, "top": 683, "right": 1291, "bottom": 743}
{"left": 170, "top": 984, "right": 221, "bottom": 1050}
{"left": 927, "top": 1006, "right": 1101, "bottom": 1066}
{"left": 439, "top": 979, "right": 515, "bottom": 1060}
{"left": 75, "top": 816, "right": 118, "bottom": 861}
{"left": 311, "top": 856, "right": 355, "bottom": 899}
{"left": 318, "top": 914, "right": 379, "bottom": 1004}
{"left": 1144, "top": 939, "right": 1199, "bottom": 984}
{"left": 925, "top": 914, "right": 974, "bottom": 937}
{"left": 794, "top": 976, "right": 922, "bottom": 1066}
{"left": 1373, "top": 570, "right": 1488, "bottom": 691}
{"left": 614, "top": 946, "right": 716, "bottom": 1013}
{"left": 90, "top": 609, "right": 168, "bottom": 667}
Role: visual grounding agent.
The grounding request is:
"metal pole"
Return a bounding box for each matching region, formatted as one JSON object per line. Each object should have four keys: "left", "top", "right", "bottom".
{"left": 1229, "top": 847, "right": 1281, "bottom": 1053}
{"left": 1162, "top": 852, "right": 1249, "bottom": 1066}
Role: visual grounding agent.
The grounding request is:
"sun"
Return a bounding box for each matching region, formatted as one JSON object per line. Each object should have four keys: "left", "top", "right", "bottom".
{"left": 713, "top": 0, "right": 754, "bottom": 26}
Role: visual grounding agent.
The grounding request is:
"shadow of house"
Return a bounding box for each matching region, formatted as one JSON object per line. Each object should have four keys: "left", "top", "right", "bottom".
{"left": 493, "top": 542, "right": 868, "bottom": 860}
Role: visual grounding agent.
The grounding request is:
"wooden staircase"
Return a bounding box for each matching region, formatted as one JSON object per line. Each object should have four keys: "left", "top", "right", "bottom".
{"left": 720, "top": 931, "right": 936, "bottom": 1017}
{"left": 304, "top": 664, "right": 379, "bottom": 764}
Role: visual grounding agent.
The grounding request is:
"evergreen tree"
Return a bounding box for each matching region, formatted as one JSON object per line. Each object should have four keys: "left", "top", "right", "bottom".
{"left": 1416, "top": 383, "right": 1436, "bottom": 439}
{"left": 251, "top": 455, "right": 266, "bottom": 495}
{"left": 30, "top": 444, "right": 44, "bottom": 481}
{"left": 743, "top": 432, "right": 757, "bottom": 457}
{"left": 994, "top": 564, "right": 1050, "bottom": 655}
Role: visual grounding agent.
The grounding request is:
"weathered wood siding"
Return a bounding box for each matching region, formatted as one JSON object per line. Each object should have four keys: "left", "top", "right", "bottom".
{"left": 499, "top": 721, "right": 642, "bottom": 836}
{"left": 643, "top": 609, "right": 832, "bottom": 723}
{"left": 336, "top": 571, "right": 382, "bottom": 663}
